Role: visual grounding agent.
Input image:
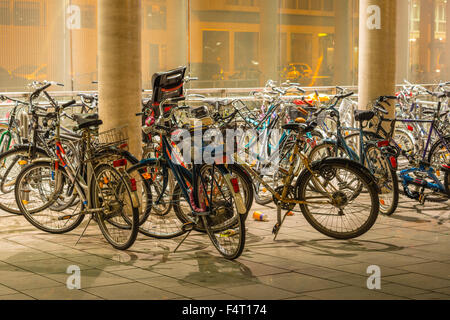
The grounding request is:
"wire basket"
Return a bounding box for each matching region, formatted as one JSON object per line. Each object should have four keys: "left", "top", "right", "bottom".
{"left": 97, "top": 125, "right": 129, "bottom": 150}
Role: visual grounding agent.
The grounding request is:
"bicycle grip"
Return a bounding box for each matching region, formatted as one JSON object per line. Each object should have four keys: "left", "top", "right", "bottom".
{"left": 62, "top": 100, "right": 76, "bottom": 108}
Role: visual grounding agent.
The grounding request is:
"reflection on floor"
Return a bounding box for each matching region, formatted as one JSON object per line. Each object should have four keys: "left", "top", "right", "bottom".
{"left": 0, "top": 195, "right": 449, "bottom": 300}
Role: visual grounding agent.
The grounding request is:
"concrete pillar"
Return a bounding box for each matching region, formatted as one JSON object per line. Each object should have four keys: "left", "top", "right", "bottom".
{"left": 445, "top": 0, "right": 450, "bottom": 78}
{"left": 334, "top": 0, "right": 352, "bottom": 85}
{"left": 259, "top": 0, "right": 280, "bottom": 85}
{"left": 358, "top": 0, "right": 397, "bottom": 117}
{"left": 166, "top": 0, "right": 188, "bottom": 69}
{"left": 396, "top": 0, "right": 410, "bottom": 83}
{"left": 98, "top": 0, "right": 142, "bottom": 158}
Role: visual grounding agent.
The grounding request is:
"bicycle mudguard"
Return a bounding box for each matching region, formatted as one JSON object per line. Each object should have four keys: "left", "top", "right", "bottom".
{"left": 10, "top": 144, "right": 48, "bottom": 156}
{"left": 31, "top": 157, "right": 53, "bottom": 163}
{"left": 216, "top": 164, "right": 247, "bottom": 215}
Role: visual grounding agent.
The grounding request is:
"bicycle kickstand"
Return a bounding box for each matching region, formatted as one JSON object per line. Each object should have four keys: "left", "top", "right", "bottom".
{"left": 173, "top": 221, "right": 195, "bottom": 253}
{"left": 75, "top": 215, "right": 93, "bottom": 246}
{"left": 272, "top": 205, "right": 289, "bottom": 241}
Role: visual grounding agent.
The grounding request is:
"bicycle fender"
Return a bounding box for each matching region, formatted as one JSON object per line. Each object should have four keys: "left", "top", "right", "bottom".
{"left": 217, "top": 165, "right": 247, "bottom": 215}
{"left": 298, "top": 157, "right": 381, "bottom": 194}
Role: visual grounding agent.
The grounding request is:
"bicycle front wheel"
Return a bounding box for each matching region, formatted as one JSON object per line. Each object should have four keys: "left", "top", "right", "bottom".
{"left": 15, "top": 160, "right": 84, "bottom": 233}
{"left": 197, "top": 164, "right": 246, "bottom": 260}
{"left": 295, "top": 158, "right": 379, "bottom": 239}
{"left": 91, "top": 164, "right": 139, "bottom": 250}
{"left": 364, "top": 144, "right": 399, "bottom": 216}
{"left": 127, "top": 161, "right": 185, "bottom": 239}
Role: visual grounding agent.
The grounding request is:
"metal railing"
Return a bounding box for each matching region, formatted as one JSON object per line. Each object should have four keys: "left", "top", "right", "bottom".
{"left": 0, "top": 84, "right": 439, "bottom": 110}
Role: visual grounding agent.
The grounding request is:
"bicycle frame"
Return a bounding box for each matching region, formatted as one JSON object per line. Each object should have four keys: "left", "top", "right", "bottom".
{"left": 141, "top": 132, "right": 247, "bottom": 216}
{"left": 234, "top": 135, "right": 333, "bottom": 206}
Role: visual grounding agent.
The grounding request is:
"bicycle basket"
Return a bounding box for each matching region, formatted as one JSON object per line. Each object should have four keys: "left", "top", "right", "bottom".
{"left": 97, "top": 125, "right": 129, "bottom": 149}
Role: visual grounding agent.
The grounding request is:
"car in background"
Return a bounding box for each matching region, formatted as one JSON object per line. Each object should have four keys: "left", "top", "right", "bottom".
{"left": 12, "top": 64, "right": 47, "bottom": 82}
{"left": 281, "top": 63, "right": 313, "bottom": 85}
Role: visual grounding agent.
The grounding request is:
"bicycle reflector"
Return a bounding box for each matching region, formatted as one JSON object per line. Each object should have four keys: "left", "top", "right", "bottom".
{"left": 230, "top": 178, "right": 240, "bottom": 193}
{"left": 113, "top": 159, "right": 127, "bottom": 167}
{"left": 377, "top": 140, "right": 390, "bottom": 148}
{"left": 407, "top": 125, "right": 414, "bottom": 131}
{"left": 130, "top": 178, "right": 137, "bottom": 191}
{"left": 390, "top": 156, "right": 397, "bottom": 169}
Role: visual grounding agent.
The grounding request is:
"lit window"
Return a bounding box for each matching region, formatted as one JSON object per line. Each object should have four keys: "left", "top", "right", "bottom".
{"left": 0, "top": 0, "right": 10, "bottom": 25}
{"left": 146, "top": 5, "right": 166, "bottom": 30}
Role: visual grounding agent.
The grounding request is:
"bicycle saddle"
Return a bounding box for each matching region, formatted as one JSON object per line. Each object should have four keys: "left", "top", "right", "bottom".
{"left": 73, "top": 113, "right": 103, "bottom": 130}
{"left": 354, "top": 110, "right": 375, "bottom": 122}
{"left": 282, "top": 121, "right": 317, "bottom": 133}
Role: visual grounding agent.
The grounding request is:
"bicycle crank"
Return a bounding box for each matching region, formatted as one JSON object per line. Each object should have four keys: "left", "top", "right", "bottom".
{"left": 272, "top": 186, "right": 296, "bottom": 211}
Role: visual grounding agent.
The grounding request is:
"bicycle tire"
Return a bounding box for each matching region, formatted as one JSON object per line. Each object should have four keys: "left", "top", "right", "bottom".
{"left": 364, "top": 144, "right": 399, "bottom": 216}
{"left": 198, "top": 164, "right": 246, "bottom": 260}
{"left": 14, "top": 160, "right": 85, "bottom": 233}
{"left": 90, "top": 163, "right": 139, "bottom": 250}
{"left": 0, "top": 146, "right": 48, "bottom": 214}
{"left": 174, "top": 163, "right": 253, "bottom": 232}
{"left": 127, "top": 161, "right": 185, "bottom": 239}
{"left": 295, "top": 158, "right": 379, "bottom": 239}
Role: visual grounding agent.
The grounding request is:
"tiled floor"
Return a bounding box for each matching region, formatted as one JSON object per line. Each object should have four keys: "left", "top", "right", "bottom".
{"left": 0, "top": 195, "right": 449, "bottom": 300}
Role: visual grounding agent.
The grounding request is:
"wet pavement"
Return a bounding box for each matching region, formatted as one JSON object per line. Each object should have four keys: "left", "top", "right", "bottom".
{"left": 0, "top": 195, "right": 449, "bottom": 300}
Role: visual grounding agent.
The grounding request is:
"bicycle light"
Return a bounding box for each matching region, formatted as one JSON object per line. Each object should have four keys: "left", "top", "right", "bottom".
{"left": 389, "top": 156, "right": 397, "bottom": 169}
{"left": 130, "top": 178, "right": 137, "bottom": 191}
{"left": 113, "top": 159, "right": 127, "bottom": 167}
{"left": 377, "top": 140, "right": 390, "bottom": 148}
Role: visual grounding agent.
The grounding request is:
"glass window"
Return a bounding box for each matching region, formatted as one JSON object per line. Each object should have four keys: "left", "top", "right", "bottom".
{"left": 146, "top": 5, "right": 166, "bottom": 30}
{"left": 284, "top": 0, "right": 298, "bottom": 9}
{"left": 298, "top": 0, "right": 309, "bottom": 10}
{"left": 202, "top": 30, "right": 230, "bottom": 78}
{"left": 81, "top": 5, "right": 96, "bottom": 29}
{"left": 311, "top": 0, "right": 321, "bottom": 10}
{"left": 234, "top": 32, "right": 259, "bottom": 81}
{"left": 226, "top": 0, "right": 240, "bottom": 5}
{"left": 13, "top": 1, "right": 40, "bottom": 26}
{"left": 0, "top": 0, "right": 10, "bottom": 25}
{"left": 291, "top": 33, "right": 312, "bottom": 66}
{"left": 323, "top": 0, "right": 334, "bottom": 11}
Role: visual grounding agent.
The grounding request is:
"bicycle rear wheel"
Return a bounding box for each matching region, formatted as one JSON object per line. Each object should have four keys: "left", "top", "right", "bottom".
{"left": 295, "top": 158, "right": 379, "bottom": 239}
{"left": 197, "top": 164, "right": 246, "bottom": 260}
{"left": 91, "top": 164, "right": 139, "bottom": 250}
